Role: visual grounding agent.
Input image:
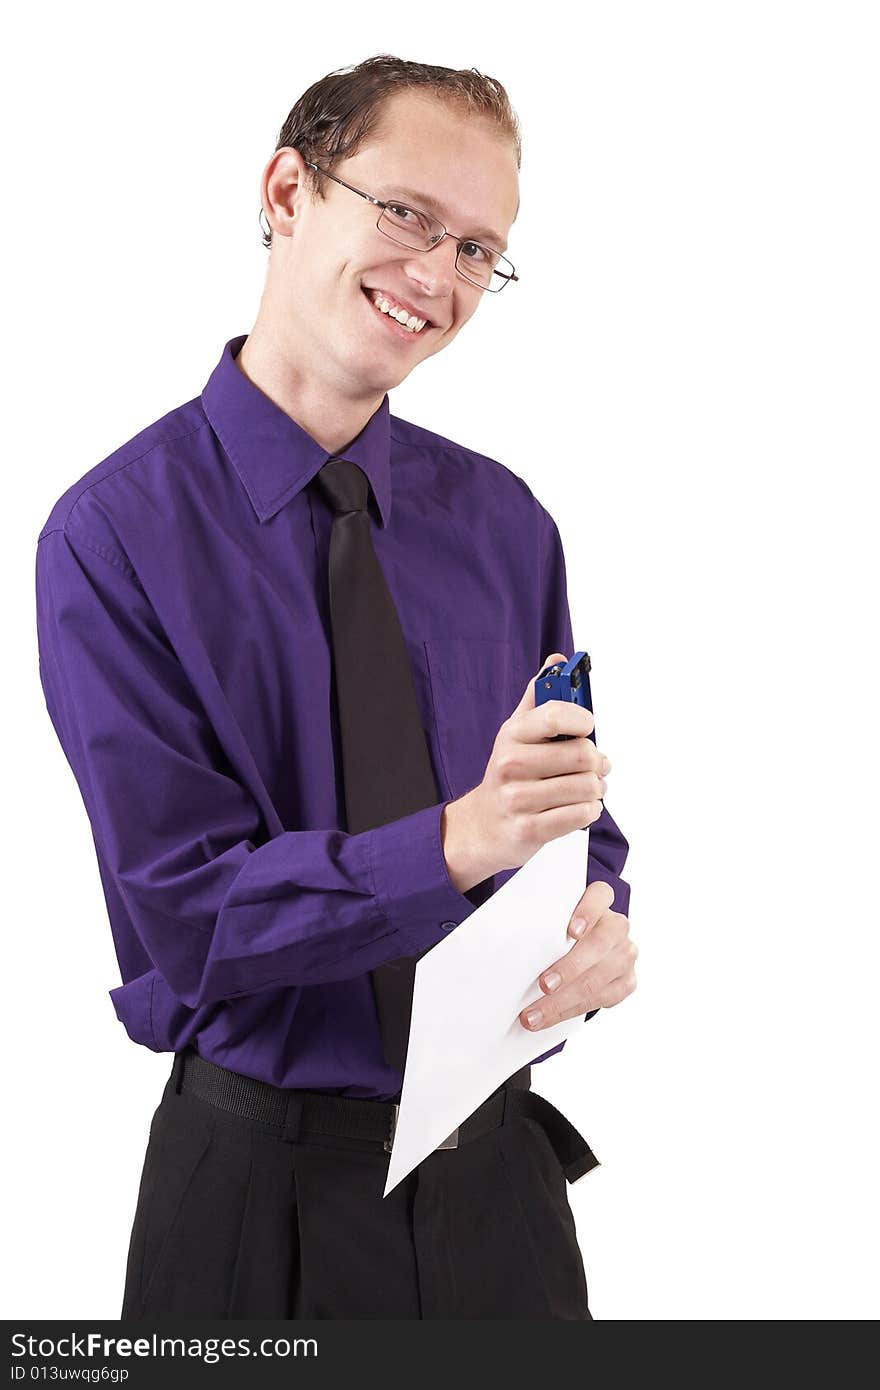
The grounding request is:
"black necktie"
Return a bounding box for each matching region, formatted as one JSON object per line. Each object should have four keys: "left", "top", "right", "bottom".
{"left": 313, "top": 457, "right": 440, "bottom": 1075}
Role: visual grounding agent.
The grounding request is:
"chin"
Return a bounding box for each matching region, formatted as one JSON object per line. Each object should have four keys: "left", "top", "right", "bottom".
{"left": 347, "top": 346, "right": 410, "bottom": 394}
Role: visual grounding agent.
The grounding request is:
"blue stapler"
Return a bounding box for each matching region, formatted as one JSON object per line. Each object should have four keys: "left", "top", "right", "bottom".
{"left": 534, "top": 651, "right": 594, "bottom": 743}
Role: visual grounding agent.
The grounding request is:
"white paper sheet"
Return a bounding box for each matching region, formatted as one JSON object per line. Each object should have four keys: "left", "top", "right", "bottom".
{"left": 383, "top": 827, "right": 591, "bottom": 1196}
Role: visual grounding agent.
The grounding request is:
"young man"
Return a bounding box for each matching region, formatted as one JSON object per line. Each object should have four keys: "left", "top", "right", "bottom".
{"left": 35, "top": 55, "right": 636, "bottom": 1319}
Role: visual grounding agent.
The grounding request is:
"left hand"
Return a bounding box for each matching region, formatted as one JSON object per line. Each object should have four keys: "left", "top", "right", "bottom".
{"left": 519, "top": 880, "right": 637, "bottom": 1031}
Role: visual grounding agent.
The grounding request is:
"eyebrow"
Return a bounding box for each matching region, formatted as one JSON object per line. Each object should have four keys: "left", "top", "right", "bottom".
{"left": 377, "top": 185, "right": 507, "bottom": 251}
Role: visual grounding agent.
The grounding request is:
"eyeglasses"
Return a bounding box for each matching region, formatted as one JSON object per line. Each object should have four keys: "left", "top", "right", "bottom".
{"left": 303, "top": 161, "right": 519, "bottom": 293}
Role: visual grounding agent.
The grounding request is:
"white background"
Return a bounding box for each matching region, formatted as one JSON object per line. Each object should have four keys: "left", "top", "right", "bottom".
{"left": 3, "top": 1, "right": 877, "bottom": 1321}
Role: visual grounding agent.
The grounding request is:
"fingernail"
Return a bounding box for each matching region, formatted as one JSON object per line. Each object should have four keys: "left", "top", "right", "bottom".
{"left": 543, "top": 971, "right": 562, "bottom": 991}
{"left": 525, "top": 1008, "right": 543, "bottom": 1028}
{"left": 570, "top": 918, "right": 588, "bottom": 937}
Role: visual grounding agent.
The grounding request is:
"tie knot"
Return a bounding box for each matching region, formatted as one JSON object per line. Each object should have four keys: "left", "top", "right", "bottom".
{"left": 314, "top": 457, "right": 371, "bottom": 516}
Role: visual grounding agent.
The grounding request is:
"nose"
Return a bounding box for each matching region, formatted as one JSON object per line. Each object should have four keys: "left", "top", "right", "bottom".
{"left": 400, "top": 233, "right": 459, "bottom": 302}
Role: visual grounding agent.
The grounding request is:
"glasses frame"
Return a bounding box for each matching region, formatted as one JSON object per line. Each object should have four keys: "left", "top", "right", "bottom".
{"left": 303, "top": 160, "right": 519, "bottom": 293}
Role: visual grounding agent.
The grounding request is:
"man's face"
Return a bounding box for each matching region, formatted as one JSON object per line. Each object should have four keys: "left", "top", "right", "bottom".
{"left": 264, "top": 89, "right": 520, "bottom": 399}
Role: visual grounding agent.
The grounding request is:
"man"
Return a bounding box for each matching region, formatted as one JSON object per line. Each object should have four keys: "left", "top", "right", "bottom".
{"left": 35, "top": 55, "right": 636, "bottom": 1319}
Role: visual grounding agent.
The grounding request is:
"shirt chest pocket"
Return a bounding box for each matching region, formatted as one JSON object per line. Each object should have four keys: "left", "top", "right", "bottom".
{"left": 424, "top": 638, "right": 532, "bottom": 801}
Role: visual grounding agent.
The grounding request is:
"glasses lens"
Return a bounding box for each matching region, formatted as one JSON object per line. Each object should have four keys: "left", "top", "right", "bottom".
{"left": 377, "top": 206, "right": 515, "bottom": 292}
{"left": 456, "top": 243, "right": 515, "bottom": 292}
{"left": 378, "top": 203, "right": 442, "bottom": 249}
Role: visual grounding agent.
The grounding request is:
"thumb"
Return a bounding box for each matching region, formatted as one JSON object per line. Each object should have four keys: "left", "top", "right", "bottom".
{"left": 516, "top": 652, "right": 568, "bottom": 711}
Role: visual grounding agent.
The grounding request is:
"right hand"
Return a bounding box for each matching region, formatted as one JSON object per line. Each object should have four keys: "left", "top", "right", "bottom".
{"left": 458, "top": 652, "right": 611, "bottom": 876}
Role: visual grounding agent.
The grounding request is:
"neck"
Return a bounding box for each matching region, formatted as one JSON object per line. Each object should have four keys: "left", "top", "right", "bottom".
{"left": 235, "top": 315, "right": 385, "bottom": 456}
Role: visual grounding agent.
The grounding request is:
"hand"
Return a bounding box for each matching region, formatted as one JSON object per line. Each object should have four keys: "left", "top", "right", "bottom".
{"left": 519, "top": 879, "right": 638, "bottom": 1031}
{"left": 444, "top": 652, "right": 612, "bottom": 889}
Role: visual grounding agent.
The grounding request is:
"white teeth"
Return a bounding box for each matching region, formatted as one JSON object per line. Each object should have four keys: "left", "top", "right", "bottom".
{"left": 368, "top": 288, "right": 426, "bottom": 332}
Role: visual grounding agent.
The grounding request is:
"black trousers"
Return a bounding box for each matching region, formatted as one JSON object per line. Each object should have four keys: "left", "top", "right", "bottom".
{"left": 120, "top": 1054, "right": 593, "bottom": 1320}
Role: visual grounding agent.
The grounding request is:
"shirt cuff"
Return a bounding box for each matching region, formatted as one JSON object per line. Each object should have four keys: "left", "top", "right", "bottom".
{"left": 369, "top": 799, "right": 481, "bottom": 957}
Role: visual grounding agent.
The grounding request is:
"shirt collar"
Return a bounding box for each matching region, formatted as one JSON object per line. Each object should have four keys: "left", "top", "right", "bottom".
{"left": 201, "top": 335, "right": 393, "bottom": 528}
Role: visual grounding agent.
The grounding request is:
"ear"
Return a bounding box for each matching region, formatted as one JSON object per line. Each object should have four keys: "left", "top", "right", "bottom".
{"left": 261, "top": 146, "right": 312, "bottom": 240}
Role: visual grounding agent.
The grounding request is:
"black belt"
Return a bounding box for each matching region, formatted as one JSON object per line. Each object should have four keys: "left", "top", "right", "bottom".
{"left": 170, "top": 1048, "right": 600, "bottom": 1185}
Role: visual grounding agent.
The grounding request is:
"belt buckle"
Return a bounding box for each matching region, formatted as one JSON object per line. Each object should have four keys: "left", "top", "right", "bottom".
{"left": 383, "top": 1104, "right": 460, "bottom": 1154}
{"left": 383, "top": 1103, "right": 399, "bottom": 1154}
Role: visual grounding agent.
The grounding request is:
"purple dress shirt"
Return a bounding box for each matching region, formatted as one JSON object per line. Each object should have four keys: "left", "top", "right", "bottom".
{"left": 35, "top": 334, "right": 630, "bottom": 1099}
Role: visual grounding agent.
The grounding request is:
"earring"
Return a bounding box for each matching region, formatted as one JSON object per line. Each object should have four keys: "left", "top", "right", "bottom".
{"left": 259, "top": 206, "right": 271, "bottom": 239}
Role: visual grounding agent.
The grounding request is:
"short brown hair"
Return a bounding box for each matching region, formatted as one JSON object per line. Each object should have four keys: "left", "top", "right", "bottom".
{"left": 261, "top": 53, "right": 521, "bottom": 249}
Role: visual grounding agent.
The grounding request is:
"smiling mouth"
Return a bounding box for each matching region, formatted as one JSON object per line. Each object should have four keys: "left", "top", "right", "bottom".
{"left": 361, "top": 286, "right": 434, "bottom": 337}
